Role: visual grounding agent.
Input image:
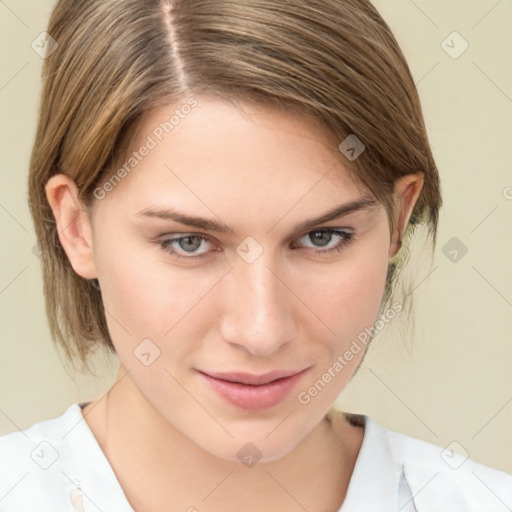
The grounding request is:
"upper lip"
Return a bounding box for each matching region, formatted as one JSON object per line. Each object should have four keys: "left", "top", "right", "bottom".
{"left": 199, "top": 368, "right": 308, "bottom": 386}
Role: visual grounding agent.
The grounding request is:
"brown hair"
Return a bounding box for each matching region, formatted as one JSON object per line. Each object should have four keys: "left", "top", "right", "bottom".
{"left": 28, "top": 0, "right": 442, "bottom": 373}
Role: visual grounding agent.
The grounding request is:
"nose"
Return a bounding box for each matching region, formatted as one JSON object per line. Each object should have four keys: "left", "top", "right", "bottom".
{"left": 220, "top": 254, "right": 296, "bottom": 356}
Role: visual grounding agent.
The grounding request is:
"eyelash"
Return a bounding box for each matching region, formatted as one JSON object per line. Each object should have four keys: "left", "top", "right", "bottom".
{"left": 157, "top": 228, "right": 355, "bottom": 260}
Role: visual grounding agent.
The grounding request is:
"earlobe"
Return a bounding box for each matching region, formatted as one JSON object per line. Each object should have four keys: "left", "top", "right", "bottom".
{"left": 45, "top": 174, "right": 98, "bottom": 279}
{"left": 388, "top": 173, "right": 424, "bottom": 259}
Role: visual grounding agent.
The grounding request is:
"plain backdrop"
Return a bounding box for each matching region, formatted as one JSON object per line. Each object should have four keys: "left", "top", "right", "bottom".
{"left": 0, "top": 0, "right": 511, "bottom": 473}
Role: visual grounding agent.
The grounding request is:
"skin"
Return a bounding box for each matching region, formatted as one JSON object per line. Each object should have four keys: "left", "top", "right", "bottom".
{"left": 46, "top": 95, "right": 423, "bottom": 512}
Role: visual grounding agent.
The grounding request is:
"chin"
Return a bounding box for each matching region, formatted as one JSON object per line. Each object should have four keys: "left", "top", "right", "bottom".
{"left": 207, "top": 435, "right": 301, "bottom": 465}
{"left": 188, "top": 416, "right": 310, "bottom": 466}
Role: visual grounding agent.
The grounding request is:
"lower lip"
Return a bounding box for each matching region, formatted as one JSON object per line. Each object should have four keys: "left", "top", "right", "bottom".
{"left": 199, "top": 370, "right": 309, "bottom": 411}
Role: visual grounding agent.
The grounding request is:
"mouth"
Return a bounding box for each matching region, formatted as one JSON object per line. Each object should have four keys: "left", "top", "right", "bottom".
{"left": 197, "top": 368, "right": 310, "bottom": 411}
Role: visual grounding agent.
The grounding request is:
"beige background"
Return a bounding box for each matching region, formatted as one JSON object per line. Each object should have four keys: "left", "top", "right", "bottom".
{"left": 0, "top": 0, "right": 511, "bottom": 474}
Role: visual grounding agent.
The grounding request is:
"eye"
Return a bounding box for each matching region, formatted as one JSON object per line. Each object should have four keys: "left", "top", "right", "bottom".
{"left": 294, "top": 229, "right": 354, "bottom": 255}
{"left": 157, "top": 228, "right": 354, "bottom": 260}
{"left": 159, "top": 234, "right": 214, "bottom": 259}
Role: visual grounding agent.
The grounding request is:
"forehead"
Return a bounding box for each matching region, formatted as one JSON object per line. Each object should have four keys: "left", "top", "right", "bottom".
{"left": 95, "top": 96, "right": 370, "bottom": 220}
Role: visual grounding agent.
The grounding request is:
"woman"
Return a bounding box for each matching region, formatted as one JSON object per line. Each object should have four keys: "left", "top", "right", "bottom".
{"left": 0, "top": 0, "right": 510, "bottom": 511}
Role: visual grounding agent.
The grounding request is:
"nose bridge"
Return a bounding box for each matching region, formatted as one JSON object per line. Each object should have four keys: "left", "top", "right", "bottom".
{"left": 221, "top": 253, "right": 294, "bottom": 355}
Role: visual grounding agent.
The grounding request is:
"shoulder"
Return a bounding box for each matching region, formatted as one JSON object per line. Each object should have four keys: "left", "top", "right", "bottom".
{"left": 386, "top": 423, "right": 512, "bottom": 512}
{"left": 0, "top": 403, "right": 84, "bottom": 511}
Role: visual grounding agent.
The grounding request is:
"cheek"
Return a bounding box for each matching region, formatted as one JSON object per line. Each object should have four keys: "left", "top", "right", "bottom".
{"left": 94, "top": 231, "right": 222, "bottom": 363}
{"left": 293, "top": 247, "right": 390, "bottom": 410}
{"left": 293, "top": 243, "right": 390, "bottom": 343}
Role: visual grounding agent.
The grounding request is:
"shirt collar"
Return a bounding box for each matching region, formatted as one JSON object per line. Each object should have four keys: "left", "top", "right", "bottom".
{"left": 66, "top": 402, "right": 135, "bottom": 511}
{"left": 66, "top": 404, "right": 407, "bottom": 512}
{"left": 338, "top": 414, "right": 406, "bottom": 512}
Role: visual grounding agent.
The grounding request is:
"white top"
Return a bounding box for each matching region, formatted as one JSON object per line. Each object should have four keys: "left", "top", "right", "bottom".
{"left": 0, "top": 402, "right": 510, "bottom": 511}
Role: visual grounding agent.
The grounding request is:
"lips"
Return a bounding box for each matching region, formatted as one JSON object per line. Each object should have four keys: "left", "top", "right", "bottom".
{"left": 198, "top": 368, "right": 310, "bottom": 411}
{"left": 203, "top": 370, "right": 304, "bottom": 386}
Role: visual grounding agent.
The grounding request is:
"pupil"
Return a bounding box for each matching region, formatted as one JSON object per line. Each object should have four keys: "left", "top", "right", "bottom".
{"left": 180, "top": 236, "right": 201, "bottom": 252}
{"left": 311, "top": 231, "right": 331, "bottom": 247}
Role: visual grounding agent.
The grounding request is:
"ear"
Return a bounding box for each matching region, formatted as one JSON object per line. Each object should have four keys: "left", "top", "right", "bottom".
{"left": 45, "top": 174, "right": 97, "bottom": 279}
{"left": 388, "top": 172, "right": 424, "bottom": 259}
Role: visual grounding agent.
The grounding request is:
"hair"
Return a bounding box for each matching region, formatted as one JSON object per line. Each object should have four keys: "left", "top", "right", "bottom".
{"left": 28, "top": 0, "right": 442, "bottom": 373}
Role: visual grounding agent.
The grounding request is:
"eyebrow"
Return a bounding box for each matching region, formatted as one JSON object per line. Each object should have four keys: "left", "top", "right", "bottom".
{"left": 136, "top": 197, "right": 380, "bottom": 236}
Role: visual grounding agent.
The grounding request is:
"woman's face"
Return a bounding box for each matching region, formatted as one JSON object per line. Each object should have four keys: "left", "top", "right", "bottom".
{"left": 84, "top": 96, "right": 407, "bottom": 462}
